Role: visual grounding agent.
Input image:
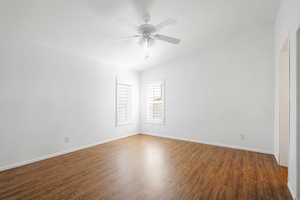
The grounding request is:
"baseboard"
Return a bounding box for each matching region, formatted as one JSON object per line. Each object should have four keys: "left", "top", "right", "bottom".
{"left": 142, "top": 133, "right": 273, "bottom": 155}
{"left": 273, "top": 153, "right": 290, "bottom": 167}
{"left": 288, "top": 181, "right": 297, "bottom": 199}
{"left": 0, "top": 133, "right": 137, "bottom": 172}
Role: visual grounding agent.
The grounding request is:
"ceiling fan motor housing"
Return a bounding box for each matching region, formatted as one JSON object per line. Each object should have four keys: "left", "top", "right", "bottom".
{"left": 138, "top": 24, "right": 157, "bottom": 36}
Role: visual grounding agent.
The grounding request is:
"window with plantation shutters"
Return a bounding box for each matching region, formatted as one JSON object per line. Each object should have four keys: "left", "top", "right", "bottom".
{"left": 116, "top": 82, "right": 132, "bottom": 126}
{"left": 146, "top": 82, "right": 165, "bottom": 123}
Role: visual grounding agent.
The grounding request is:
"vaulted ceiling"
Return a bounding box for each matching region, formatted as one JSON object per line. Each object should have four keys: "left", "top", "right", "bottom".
{"left": 1, "top": 0, "right": 280, "bottom": 70}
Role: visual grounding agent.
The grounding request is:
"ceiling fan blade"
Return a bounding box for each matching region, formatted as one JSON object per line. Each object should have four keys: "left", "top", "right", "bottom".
{"left": 108, "top": 35, "right": 141, "bottom": 43}
{"left": 155, "top": 18, "right": 177, "bottom": 31}
{"left": 132, "top": 0, "right": 154, "bottom": 23}
{"left": 154, "top": 34, "right": 181, "bottom": 44}
{"left": 118, "top": 35, "right": 141, "bottom": 40}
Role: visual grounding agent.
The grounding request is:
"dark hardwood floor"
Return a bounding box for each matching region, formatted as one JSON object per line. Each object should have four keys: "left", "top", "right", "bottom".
{"left": 0, "top": 134, "right": 292, "bottom": 200}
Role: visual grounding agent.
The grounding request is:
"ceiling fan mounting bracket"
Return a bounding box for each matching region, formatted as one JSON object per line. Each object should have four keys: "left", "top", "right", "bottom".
{"left": 143, "top": 13, "right": 151, "bottom": 24}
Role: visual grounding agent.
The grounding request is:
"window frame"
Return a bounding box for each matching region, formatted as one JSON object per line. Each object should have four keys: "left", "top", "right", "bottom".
{"left": 145, "top": 81, "right": 165, "bottom": 125}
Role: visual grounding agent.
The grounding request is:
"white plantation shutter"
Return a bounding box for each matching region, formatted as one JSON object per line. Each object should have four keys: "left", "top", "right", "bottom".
{"left": 116, "top": 82, "right": 132, "bottom": 126}
{"left": 146, "top": 82, "right": 165, "bottom": 123}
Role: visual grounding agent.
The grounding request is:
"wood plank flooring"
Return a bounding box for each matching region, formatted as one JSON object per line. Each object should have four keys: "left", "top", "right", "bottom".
{"left": 0, "top": 134, "right": 292, "bottom": 200}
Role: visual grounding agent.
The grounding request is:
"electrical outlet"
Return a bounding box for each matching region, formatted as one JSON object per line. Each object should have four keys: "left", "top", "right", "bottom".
{"left": 240, "top": 134, "right": 245, "bottom": 140}
{"left": 64, "top": 137, "right": 70, "bottom": 143}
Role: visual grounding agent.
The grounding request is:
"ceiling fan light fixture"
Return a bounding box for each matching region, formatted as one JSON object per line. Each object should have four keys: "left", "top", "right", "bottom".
{"left": 143, "top": 39, "right": 151, "bottom": 60}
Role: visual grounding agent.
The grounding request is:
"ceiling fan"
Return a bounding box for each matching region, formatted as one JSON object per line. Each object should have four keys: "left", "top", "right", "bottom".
{"left": 125, "top": 0, "right": 181, "bottom": 52}
{"left": 130, "top": 16, "right": 181, "bottom": 48}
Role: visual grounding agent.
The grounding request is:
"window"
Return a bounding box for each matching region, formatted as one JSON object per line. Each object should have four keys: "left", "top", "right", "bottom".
{"left": 116, "top": 81, "right": 132, "bottom": 126}
{"left": 146, "top": 82, "right": 165, "bottom": 124}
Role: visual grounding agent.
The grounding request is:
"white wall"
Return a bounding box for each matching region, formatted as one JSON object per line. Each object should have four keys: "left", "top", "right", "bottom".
{"left": 0, "top": 39, "right": 140, "bottom": 170}
{"left": 275, "top": 0, "right": 300, "bottom": 198}
{"left": 140, "top": 26, "right": 275, "bottom": 154}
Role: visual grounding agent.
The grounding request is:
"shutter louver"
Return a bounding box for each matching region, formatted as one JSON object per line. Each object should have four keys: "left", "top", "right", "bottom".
{"left": 116, "top": 82, "right": 132, "bottom": 126}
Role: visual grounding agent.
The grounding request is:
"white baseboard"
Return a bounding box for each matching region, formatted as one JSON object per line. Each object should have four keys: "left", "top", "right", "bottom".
{"left": 274, "top": 153, "right": 289, "bottom": 167}
{"left": 142, "top": 133, "right": 273, "bottom": 154}
{"left": 0, "top": 132, "right": 275, "bottom": 172}
{"left": 288, "top": 181, "right": 297, "bottom": 200}
{"left": 0, "top": 133, "right": 137, "bottom": 172}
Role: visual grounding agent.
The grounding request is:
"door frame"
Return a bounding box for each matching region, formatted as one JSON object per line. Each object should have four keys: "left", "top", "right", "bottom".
{"left": 278, "top": 39, "right": 290, "bottom": 167}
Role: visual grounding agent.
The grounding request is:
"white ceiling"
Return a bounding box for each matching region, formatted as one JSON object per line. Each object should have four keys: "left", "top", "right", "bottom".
{"left": 1, "top": 0, "right": 280, "bottom": 70}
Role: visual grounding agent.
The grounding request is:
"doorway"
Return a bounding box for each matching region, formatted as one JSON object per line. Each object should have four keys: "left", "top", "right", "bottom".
{"left": 278, "top": 39, "right": 290, "bottom": 167}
